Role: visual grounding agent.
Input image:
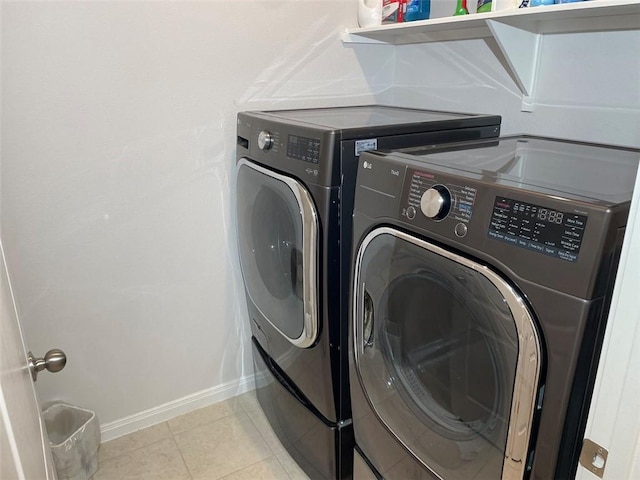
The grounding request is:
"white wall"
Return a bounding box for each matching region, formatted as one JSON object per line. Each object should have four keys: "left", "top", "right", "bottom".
{"left": 390, "top": 38, "right": 528, "bottom": 132}
{"left": 2, "top": 1, "right": 639, "bottom": 459}
{"left": 0, "top": 0, "right": 394, "bottom": 435}
{"left": 389, "top": 30, "right": 640, "bottom": 146}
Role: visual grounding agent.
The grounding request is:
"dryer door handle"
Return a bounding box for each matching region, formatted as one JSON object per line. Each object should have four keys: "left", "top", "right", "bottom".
{"left": 362, "top": 287, "right": 375, "bottom": 351}
{"left": 290, "top": 248, "right": 303, "bottom": 300}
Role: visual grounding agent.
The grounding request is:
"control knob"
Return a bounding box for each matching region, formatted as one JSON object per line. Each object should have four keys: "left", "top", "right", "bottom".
{"left": 420, "top": 185, "right": 452, "bottom": 220}
{"left": 257, "top": 130, "right": 274, "bottom": 151}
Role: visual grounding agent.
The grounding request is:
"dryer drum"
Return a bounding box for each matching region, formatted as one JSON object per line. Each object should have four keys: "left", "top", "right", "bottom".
{"left": 251, "top": 186, "right": 299, "bottom": 301}
{"left": 379, "top": 271, "right": 512, "bottom": 447}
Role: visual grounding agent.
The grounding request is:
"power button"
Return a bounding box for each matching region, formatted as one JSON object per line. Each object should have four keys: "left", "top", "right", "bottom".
{"left": 454, "top": 223, "right": 468, "bottom": 238}
{"left": 406, "top": 206, "right": 416, "bottom": 220}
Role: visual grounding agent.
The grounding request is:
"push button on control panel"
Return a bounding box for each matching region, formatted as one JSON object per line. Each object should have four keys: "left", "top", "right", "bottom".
{"left": 455, "top": 223, "right": 468, "bottom": 238}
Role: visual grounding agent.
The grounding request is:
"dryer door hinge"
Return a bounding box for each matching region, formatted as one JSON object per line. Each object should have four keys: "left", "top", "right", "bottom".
{"left": 579, "top": 438, "right": 608, "bottom": 478}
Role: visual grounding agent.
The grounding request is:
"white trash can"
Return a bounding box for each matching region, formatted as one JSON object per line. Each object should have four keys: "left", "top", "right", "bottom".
{"left": 43, "top": 403, "right": 100, "bottom": 480}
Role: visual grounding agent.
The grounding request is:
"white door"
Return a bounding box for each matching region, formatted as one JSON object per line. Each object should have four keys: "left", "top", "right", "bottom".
{"left": 575, "top": 167, "right": 640, "bottom": 479}
{"left": 0, "top": 242, "right": 57, "bottom": 480}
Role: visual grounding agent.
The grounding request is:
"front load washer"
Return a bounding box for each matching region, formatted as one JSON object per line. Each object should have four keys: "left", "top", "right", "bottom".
{"left": 235, "top": 106, "right": 501, "bottom": 479}
{"left": 349, "top": 136, "right": 639, "bottom": 479}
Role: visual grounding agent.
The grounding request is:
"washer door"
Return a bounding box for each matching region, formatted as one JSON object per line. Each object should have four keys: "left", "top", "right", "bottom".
{"left": 353, "top": 227, "right": 541, "bottom": 480}
{"left": 236, "top": 159, "right": 318, "bottom": 348}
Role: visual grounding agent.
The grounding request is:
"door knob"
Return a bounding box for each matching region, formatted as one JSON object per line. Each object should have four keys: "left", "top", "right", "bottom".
{"left": 27, "top": 349, "right": 67, "bottom": 381}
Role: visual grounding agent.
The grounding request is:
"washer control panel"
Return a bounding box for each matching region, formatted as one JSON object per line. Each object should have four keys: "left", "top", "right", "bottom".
{"left": 239, "top": 112, "right": 328, "bottom": 184}
{"left": 286, "top": 134, "right": 321, "bottom": 164}
{"left": 257, "top": 130, "right": 320, "bottom": 164}
{"left": 403, "top": 169, "right": 478, "bottom": 225}
{"left": 251, "top": 128, "right": 321, "bottom": 165}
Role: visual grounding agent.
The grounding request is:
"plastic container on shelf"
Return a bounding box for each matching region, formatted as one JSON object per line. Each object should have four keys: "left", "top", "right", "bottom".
{"left": 43, "top": 403, "right": 100, "bottom": 480}
{"left": 530, "top": 0, "right": 555, "bottom": 6}
{"left": 405, "top": 0, "right": 431, "bottom": 21}
{"left": 381, "top": 0, "right": 403, "bottom": 23}
{"left": 358, "top": 0, "right": 382, "bottom": 27}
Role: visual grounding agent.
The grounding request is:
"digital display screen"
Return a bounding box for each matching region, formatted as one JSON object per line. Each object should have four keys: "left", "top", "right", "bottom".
{"left": 537, "top": 208, "right": 564, "bottom": 224}
{"left": 488, "top": 197, "right": 588, "bottom": 262}
{"left": 287, "top": 135, "right": 320, "bottom": 164}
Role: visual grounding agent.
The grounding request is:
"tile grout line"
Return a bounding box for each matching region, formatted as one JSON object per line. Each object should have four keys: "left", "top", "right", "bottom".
{"left": 167, "top": 408, "right": 238, "bottom": 480}
{"left": 169, "top": 396, "right": 262, "bottom": 480}
{"left": 168, "top": 431, "right": 195, "bottom": 480}
{"left": 216, "top": 455, "right": 287, "bottom": 480}
{"left": 273, "top": 453, "right": 297, "bottom": 480}
{"left": 166, "top": 401, "right": 239, "bottom": 437}
{"left": 242, "top": 405, "right": 283, "bottom": 457}
{"left": 238, "top": 394, "right": 298, "bottom": 480}
{"left": 96, "top": 426, "right": 173, "bottom": 466}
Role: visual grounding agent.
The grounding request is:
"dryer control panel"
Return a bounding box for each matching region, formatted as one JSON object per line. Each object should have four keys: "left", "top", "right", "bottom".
{"left": 488, "top": 196, "right": 588, "bottom": 263}
{"left": 405, "top": 168, "right": 477, "bottom": 224}
{"left": 397, "top": 163, "right": 594, "bottom": 263}
{"left": 399, "top": 166, "right": 591, "bottom": 262}
{"left": 400, "top": 167, "right": 479, "bottom": 239}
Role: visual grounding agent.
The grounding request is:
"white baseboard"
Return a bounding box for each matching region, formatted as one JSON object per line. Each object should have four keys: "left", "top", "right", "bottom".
{"left": 99, "top": 375, "right": 256, "bottom": 443}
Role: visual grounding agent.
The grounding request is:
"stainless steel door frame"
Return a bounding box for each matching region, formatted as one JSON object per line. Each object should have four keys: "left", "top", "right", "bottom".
{"left": 353, "top": 226, "right": 542, "bottom": 480}
{"left": 237, "top": 158, "right": 319, "bottom": 348}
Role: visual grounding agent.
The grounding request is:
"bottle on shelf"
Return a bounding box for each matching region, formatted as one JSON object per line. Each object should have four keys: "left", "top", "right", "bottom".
{"left": 453, "top": 0, "right": 469, "bottom": 15}
{"left": 358, "top": 0, "right": 382, "bottom": 27}
{"left": 476, "top": 0, "right": 492, "bottom": 12}
{"left": 382, "top": 0, "right": 404, "bottom": 23}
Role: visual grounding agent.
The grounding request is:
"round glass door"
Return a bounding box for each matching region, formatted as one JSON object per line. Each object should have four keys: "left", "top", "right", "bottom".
{"left": 353, "top": 227, "right": 541, "bottom": 480}
{"left": 236, "top": 159, "right": 318, "bottom": 347}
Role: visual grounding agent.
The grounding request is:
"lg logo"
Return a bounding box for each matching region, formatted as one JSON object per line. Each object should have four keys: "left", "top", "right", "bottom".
{"left": 362, "top": 161, "right": 373, "bottom": 170}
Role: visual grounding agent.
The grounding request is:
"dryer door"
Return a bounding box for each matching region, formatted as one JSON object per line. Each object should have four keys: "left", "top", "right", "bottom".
{"left": 236, "top": 159, "right": 318, "bottom": 348}
{"left": 353, "top": 227, "right": 541, "bottom": 480}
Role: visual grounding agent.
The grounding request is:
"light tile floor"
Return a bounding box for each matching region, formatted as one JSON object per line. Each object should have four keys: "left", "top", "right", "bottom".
{"left": 94, "top": 391, "right": 310, "bottom": 480}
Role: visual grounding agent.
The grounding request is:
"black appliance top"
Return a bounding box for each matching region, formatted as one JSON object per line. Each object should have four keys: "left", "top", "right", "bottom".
{"left": 395, "top": 135, "right": 639, "bottom": 205}
{"left": 237, "top": 105, "right": 502, "bottom": 188}
{"left": 247, "top": 105, "right": 500, "bottom": 137}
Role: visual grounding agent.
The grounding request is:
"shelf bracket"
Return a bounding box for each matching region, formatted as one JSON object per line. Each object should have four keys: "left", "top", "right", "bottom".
{"left": 486, "top": 19, "right": 542, "bottom": 109}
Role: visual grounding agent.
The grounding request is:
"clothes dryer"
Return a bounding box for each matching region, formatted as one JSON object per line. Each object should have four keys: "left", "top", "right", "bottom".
{"left": 349, "top": 136, "right": 639, "bottom": 479}
{"left": 235, "top": 106, "right": 501, "bottom": 479}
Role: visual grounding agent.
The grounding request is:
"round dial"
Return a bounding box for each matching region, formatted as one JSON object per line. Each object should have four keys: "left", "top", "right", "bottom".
{"left": 420, "top": 185, "right": 452, "bottom": 220}
{"left": 257, "top": 130, "right": 274, "bottom": 151}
